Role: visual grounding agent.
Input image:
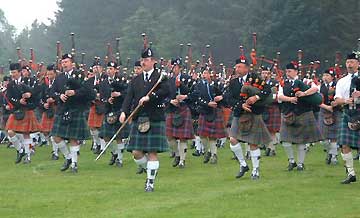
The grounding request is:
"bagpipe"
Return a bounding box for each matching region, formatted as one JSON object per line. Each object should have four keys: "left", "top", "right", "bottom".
{"left": 239, "top": 76, "right": 274, "bottom": 107}
{"left": 291, "top": 79, "right": 322, "bottom": 106}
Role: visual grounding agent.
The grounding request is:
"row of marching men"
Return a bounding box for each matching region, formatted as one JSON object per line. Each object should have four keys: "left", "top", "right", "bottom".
{"left": 2, "top": 48, "right": 359, "bottom": 187}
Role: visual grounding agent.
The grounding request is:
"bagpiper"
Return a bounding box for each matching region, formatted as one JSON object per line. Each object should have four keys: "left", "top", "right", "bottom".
{"left": 165, "top": 57, "right": 194, "bottom": 168}
{"left": 193, "top": 66, "right": 227, "bottom": 165}
{"left": 39, "top": 64, "right": 58, "bottom": 159}
{"left": 5, "top": 63, "right": 41, "bottom": 164}
{"left": 120, "top": 48, "right": 170, "bottom": 192}
{"left": 278, "top": 62, "right": 323, "bottom": 171}
{"left": 318, "top": 68, "right": 339, "bottom": 165}
{"left": 228, "top": 57, "right": 272, "bottom": 180}
{"left": 99, "top": 61, "right": 129, "bottom": 168}
{"left": 334, "top": 52, "right": 360, "bottom": 184}
{"left": 50, "top": 53, "right": 95, "bottom": 173}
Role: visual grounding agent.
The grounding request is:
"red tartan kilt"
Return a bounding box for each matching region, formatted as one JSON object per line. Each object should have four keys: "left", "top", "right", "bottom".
{"left": 88, "top": 105, "right": 105, "bottom": 128}
{"left": 166, "top": 105, "right": 194, "bottom": 139}
{"left": 5, "top": 110, "right": 41, "bottom": 133}
{"left": 197, "top": 108, "right": 227, "bottom": 139}
{"left": 41, "top": 112, "right": 55, "bottom": 132}
{"left": 264, "top": 104, "right": 281, "bottom": 133}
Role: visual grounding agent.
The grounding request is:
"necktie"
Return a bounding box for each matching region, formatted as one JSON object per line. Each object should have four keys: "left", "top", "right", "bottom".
{"left": 205, "top": 81, "right": 213, "bottom": 101}
{"left": 145, "top": 73, "right": 149, "bottom": 82}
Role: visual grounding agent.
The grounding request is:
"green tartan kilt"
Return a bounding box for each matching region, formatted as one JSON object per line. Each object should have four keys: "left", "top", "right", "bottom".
{"left": 337, "top": 111, "right": 360, "bottom": 149}
{"left": 51, "top": 110, "right": 90, "bottom": 140}
{"left": 127, "top": 120, "right": 169, "bottom": 153}
{"left": 280, "top": 111, "right": 324, "bottom": 144}
{"left": 99, "top": 119, "right": 130, "bottom": 139}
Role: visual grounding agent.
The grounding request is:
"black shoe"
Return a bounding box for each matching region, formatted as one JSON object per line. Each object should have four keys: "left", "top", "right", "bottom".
{"left": 51, "top": 153, "right": 59, "bottom": 160}
{"left": 172, "top": 156, "right": 180, "bottom": 167}
{"left": 297, "top": 163, "right": 305, "bottom": 171}
{"left": 71, "top": 163, "right": 78, "bottom": 173}
{"left": 245, "top": 151, "right": 251, "bottom": 160}
{"left": 144, "top": 179, "right": 154, "bottom": 192}
{"left": 178, "top": 160, "right": 185, "bottom": 169}
{"left": 251, "top": 168, "right": 260, "bottom": 180}
{"left": 191, "top": 141, "right": 195, "bottom": 149}
{"left": 109, "top": 152, "right": 118, "bottom": 165}
{"left": 210, "top": 154, "right": 218, "bottom": 164}
{"left": 265, "top": 148, "right": 271, "bottom": 156}
{"left": 203, "top": 152, "right": 211, "bottom": 164}
{"left": 341, "top": 174, "right": 356, "bottom": 184}
{"left": 60, "top": 159, "right": 72, "bottom": 171}
{"left": 169, "top": 152, "right": 175, "bottom": 158}
{"left": 15, "top": 150, "right": 26, "bottom": 164}
{"left": 23, "top": 156, "right": 31, "bottom": 164}
{"left": 192, "top": 150, "right": 201, "bottom": 157}
{"left": 39, "top": 140, "right": 47, "bottom": 147}
{"left": 136, "top": 167, "right": 146, "bottom": 174}
{"left": 325, "top": 154, "right": 332, "bottom": 165}
{"left": 93, "top": 145, "right": 101, "bottom": 154}
{"left": 287, "top": 162, "right": 297, "bottom": 171}
{"left": 270, "top": 150, "right": 276, "bottom": 156}
{"left": 115, "top": 159, "right": 123, "bottom": 168}
{"left": 236, "top": 165, "right": 249, "bottom": 179}
{"left": 353, "top": 153, "right": 360, "bottom": 161}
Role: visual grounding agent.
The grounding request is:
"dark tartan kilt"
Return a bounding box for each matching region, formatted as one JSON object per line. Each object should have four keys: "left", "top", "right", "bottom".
{"left": 0, "top": 111, "right": 10, "bottom": 129}
{"left": 5, "top": 110, "right": 41, "bottom": 133}
{"left": 40, "top": 112, "right": 55, "bottom": 132}
{"left": 280, "top": 111, "right": 324, "bottom": 144}
{"left": 51, "top": 110, "right": 90, "bottom": 140}
{"left": 318, "top": 108, "right": 339, "bottom": 140}
{"left": 193, "top": 119, "right": 199, "bottom": 135}
{"left": 166, "top": 105, "right": 194, "bottom": 139}
{"left": 99, "top": 119, "right": 130, "bottom": 140}
{"left": 87, "top": 105, "right": 105, "bottom": 128}
{"left": 337, "top": 110, "right": 360, "bottom": 149}
{"left": 197, "top": 108, "right": 227, "bottom": 139}
{"left": 264, "top": 104, "right": 281, "bottom": 133}
{"left": 127, "top": 120, "right": 169, "bottom": 153}
{"left": 230, "top": 114, "right": 272, "bottom": 145}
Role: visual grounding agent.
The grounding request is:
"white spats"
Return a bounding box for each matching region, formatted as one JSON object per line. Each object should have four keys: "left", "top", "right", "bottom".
{"left": 70, "top": 145, "right": 80, "bottom": 165}
{"left": 230, "top": 143, "right": 246, "bottom": 167}
{"left": 282, "top": 142, "right": 295, "bottom": 162}
{"left": 250, "top": 148, "right": 261, "bottom": 169}
{"left": 341, "top": 152, "right": 356, "bottom": 176}
{"left": 147, "top": 161, "right": 159, "bottom": 181}
{"left": 57, "top": 140, "right": 71, "bottom": 159}
{"left": 134, "top": 155, "right": 148, "bottom": 170}
{"left": 297, "top": 144, "right": 306, "bottom": 164}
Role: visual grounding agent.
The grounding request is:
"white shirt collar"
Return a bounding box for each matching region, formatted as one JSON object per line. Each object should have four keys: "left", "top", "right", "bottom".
{"left": 143, "top": 68, "right": 154, "bottom": 81}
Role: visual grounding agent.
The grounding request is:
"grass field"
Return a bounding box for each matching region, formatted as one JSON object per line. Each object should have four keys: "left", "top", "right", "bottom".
{"left": 0, "top": 142, "right": 359, "bottom": 218}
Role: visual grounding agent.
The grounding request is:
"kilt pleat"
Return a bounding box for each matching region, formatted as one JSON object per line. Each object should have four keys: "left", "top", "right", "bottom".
{"left": 127, "top": 120, "right": 169, "bottom": 153}
{"left": 280, "top": 111, "right": 324, "bottom": 144}
{"left": 40, "top": 112, "right": 55, "bottom": 132}
{"left": 87, "top": 105, "right": 105, "bottom": 128}
{"left": 337, "top": 110, "right": 360, "bottom": 149}
{"left": 51, "top": 110, "right": 90, "bottom": 140}
{"left": 5, "top": 110, "right": 41, "bottom": 133}
{"left": 230, "top": 114, "right": 272, "bottom": 145}
{"left": 99, "top": 119, "right": 130, "bottom": 139}
{"left": 197, "top": 108, "right": 227, "bottom": 139}
{"left": 318, "top": 108, "right": 339, "bottom": 140}
{"left": 166, "top": 105, "right": 194, "bottom": 139}
{"left": 264, "top": 104, "right": 281, "bottom": 133}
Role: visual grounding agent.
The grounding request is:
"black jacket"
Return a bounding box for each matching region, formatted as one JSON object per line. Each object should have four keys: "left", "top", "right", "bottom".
{"left": 121, "top": 69, "right": 170, "bottom": 121}
{"left": 50, "top": 70, "right": 95, "bottom": 112}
